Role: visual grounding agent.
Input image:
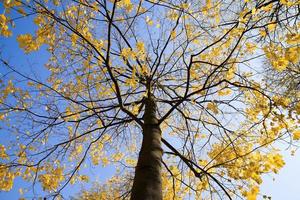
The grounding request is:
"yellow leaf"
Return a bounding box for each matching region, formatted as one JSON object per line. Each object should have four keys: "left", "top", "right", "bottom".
{"left": 170, "top": 30, "right": 176, "bottom": 40}
{"left": 293, "top": 130, "right": 300, "bottom": 140}
{"left": 218, "top": 88, "right": 232, "bottom": 96}
{"left": 286, "top": 33, "right": 300, "bottom": 45}
{"left": 0, "top": 145, "right": 9, "bottom": 159}
{"left": 207, "top": 102, "right": 219, "bottom": 114}
{"left": 79, "top": 175, "right": 89, "bottom": 182}
{"left": 136, "top": 41, "right": 145, "bottom": 52}
{"left": 267, "top": 22, "right": 276, "bottom": 32}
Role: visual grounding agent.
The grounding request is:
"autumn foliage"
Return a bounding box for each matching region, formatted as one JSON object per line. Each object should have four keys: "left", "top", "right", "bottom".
{"left": 0, "top": 0, "right": 300, "bottom": 199}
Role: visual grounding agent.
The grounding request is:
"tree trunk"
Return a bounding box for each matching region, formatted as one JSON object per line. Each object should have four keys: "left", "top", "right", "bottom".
{"left": 131, "top": 96, "right": 163, "bottom": 200}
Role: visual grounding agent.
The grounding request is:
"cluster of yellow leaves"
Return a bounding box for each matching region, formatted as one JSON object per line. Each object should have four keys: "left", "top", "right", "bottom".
{"left": 121, "top": 42, "right": 146, "bottom": 61}
{"left": 161, "top": 169, "right": 187, "bottom": 200}
{"left": 201, "top": 0, "right": 221, "bottom": 25}
{"left": 21, "top": 167, "right": 37, "bottom": 182}
{"left": 117, "top": 0, "right": 133, "bottom": 12}
{"left": 78, "top": 176, "right": 128, "bottom": 199}
{"left": 0, "top": 145, "right": 9, "bottom": 159}
{"left": 162, "top": 163, "right": 213, "bottom": 199}
{"left": 292, "top": 130, "right": 300, "bottom": 140}
{"left": 130, "top": 103, "right": 140, "bottom": 115}
{"left": 264, "top": 35, "right": 300, "bottom": 72}
{"left": 197, "top": 36, "right": 240, "bottom": 67}
{"left": 170, "top": 30, "right": 176, "bottom": 40}
{"left": 90, "top": 141, "right": 104, "bottom": 166}
{"left": 286, "top": 33, "right": 300, "bottom": 45}
{"left": 285, "top": 46, "right": 300, "bottom": 63}
{"left": 280, "top": 0, "right": 300, "bottom": 6}
{"left": 125, "top": 71, "right": 138, "bottom": 88}
{"left": 245, "top": 42, "right": 257, "bottom": 54}
{"left": 166, "top": 10, "right": 179, "bottom": 21}
{"left": 16, "top": 13, "right": 55, "bottom": 53}
{"left": 121, "top": 47, "right": 136, "bottom": 60}
{"left": 0, "top": 79, "right": 30, "bottom": 113}
{"left": 218, "top": 88, "right": 232, "bottom": 96}
{"left": 0, "top": 14, "right": 12, "bottom": 37}
{"left": 186, "top": 24, "right": 198, "bottom": 41}
{"left": 17, "top": 25, "right": 55, "bottom": 53}
{"left": 112, "top": 152, "right": 124, "bottom": 162}
{"left": 16, "top": 34, "right": 39, "bottom": 53}
{"left": 64, "top": 106, "right": 80, "bottom": 122}
{"left": 209, "top": 141, "right": 285, "bottom": 200}
{"left": 272, "top": 95, "right": 291, "bottom": 108}
{"left": 78, "top": 175, "right": 89, "bottom": 183}
{"left": 135, "top": 41, "right": 146, "bottom": 60}
{"left": 0, "top": 80, "right": 15, "bottom": 102}
{"left": 260, "top": 118, "right": 291, "bottom": 144}
{"left": 244, "top": 90, "right": 270, "bottom": 122}
{"left": 267, "top": 22, "right": 277, "bottom": 32}
{"left": 206, "top": 102, "right": 219, "bottom": 114}
{"left": 242, "top": 185, "right": 260, "bottom": 200}
{"left": 80, "top": 189, "right": 118, "bottom": 200}
{"left": 69, "top": 144, "right": 84, "bottom": 160}
{"left": 263, "top": 45, "right": 288, "bottom": 72}
{"left": 3, "top": 0, "right": 21, "bottom": 8}
{"left": 121, "top": 41, "right": 150, "bottom": 88}
{"left": 89, "top": 134, "right": 112, "bottom": 166}
{"left": 0, "top": 78, "right": 31, "bottom": 112}
{"left": 225, "top": 65, "right": 237, "bottom": 80}
{"left": 125, "top": 158, "right": 136, "bottom": 166}
{"left": 38, "top": 166, "right": 64, "bottom": 191}
{"left": 0, "top": 167, "right": 15, "bottom": 191}
{"left": 17, "top": 145, "right": 27, "bottom": 165}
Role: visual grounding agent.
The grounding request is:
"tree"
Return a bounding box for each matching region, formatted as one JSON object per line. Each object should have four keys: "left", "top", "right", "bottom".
{"left": 0, "top": 0, "right": 299, "bottom": 199}
{"left": 264, "top": 46, "right": 300, "bottom": 110}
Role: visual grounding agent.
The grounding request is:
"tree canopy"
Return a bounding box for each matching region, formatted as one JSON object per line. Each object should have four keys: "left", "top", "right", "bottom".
{"left": 0, "top": 0, "right": 300, "bottom": 199}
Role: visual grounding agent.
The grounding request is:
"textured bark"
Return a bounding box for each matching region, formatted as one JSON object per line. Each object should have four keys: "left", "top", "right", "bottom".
{"left": 131, "top": 96, "right": 163, "bottom": 200}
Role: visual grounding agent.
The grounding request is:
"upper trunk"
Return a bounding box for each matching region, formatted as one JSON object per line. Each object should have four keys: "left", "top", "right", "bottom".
{"left": 130, "top": 95, "right": 163, "bottom": 200}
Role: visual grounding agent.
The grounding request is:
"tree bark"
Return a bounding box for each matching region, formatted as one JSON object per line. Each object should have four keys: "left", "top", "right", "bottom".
{"left": 131, "top": 95, "right": 163, "bottom": 200}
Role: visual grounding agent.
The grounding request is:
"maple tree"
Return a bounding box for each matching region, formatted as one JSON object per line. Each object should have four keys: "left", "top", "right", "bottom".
{"left": 0, "top": 0, "right": 300, "bottom": 199}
